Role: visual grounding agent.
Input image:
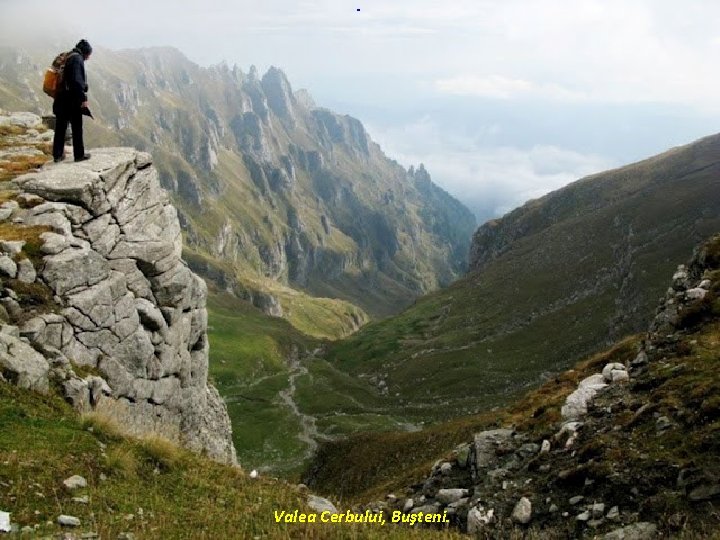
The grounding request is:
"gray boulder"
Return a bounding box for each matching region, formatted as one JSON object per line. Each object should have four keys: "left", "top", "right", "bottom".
{"left": 15, "top": 259, "right": 36, "bottom": 283}
{"left": 0, "top": 240, "right": 24, "bottom": 256}
{"left": 0, "top": 331, "right": 49, "bottom": 393}
{"left": 436, "top": 488, "right": 468, "bottom": 505}
{"left": 0, "top": 255, "right": 17, "bottom": 278}
{"left": 602, "top": 362, "right": 626, "bottom": 382}
{"left": 561, "top": 374, "right": 608, "bottom": 420}
{"left": 307, "top": 495, "right": 337, "bottom": 514}
{"left": 686, "top": 287, "right": 707, "bottom": 300}
{"left": 62, "top": 475, "right": 87, "bottom": 490}
{"left": 57, "top": 515, "right": 81, "bottom": 527}
{"left": 511, "top": 497, "right": 532, "bottom": 524}
{"left": 467, "top": 505, "right": 494, "bottom": 533}
{"left": 473, "top": 429, "right": 514, "bottom": 471}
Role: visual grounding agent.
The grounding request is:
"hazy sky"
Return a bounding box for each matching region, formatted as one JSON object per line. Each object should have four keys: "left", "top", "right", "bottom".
{"left": 3, "top": 0, "right": 720, "bottom": 219}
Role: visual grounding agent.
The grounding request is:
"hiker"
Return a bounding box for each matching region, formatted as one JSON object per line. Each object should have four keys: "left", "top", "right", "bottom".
{"left": 52, "top": 39, "right": 92, "bottom": 163}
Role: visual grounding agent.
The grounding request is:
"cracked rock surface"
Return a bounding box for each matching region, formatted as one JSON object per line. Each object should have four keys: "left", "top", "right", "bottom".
{"left": 4, "top": 147, "right": 236, "bottom": 465}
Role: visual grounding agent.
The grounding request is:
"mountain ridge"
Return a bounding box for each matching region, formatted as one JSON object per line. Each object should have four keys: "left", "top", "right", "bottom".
{"left": 0, "top": 42, "right": 476, "bottom": 326}
{"left": 470, "top": 133, "right": 720, "bottom": 273}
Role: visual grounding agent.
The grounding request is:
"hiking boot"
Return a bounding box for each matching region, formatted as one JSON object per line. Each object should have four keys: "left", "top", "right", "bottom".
{"left": 74, "top": 153, "right": 91, "bottom": 162}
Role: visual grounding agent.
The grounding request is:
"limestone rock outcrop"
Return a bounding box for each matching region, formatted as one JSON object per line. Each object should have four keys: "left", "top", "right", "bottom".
{"left": 2, "top": 147, "right": 236, "bottom": 465}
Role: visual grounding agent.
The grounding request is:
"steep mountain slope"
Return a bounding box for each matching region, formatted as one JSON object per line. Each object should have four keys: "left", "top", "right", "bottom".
{"left": 308, "top": 234, "right": 720, "bottom": 538}
{"left": 0, "top": 42, "right": 476, "bottom": 324}
{"left": 323, "top": 133, "right": 720, "bottom": 425}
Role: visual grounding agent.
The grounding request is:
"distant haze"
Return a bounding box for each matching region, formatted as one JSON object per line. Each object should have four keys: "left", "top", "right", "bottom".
{"left": 3, "top": 0, "right": 720, "bottom": 222}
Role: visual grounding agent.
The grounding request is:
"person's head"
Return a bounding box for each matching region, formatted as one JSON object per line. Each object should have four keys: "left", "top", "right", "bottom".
{"left": 75, "top": 39, "right": 92, "bottom": 60}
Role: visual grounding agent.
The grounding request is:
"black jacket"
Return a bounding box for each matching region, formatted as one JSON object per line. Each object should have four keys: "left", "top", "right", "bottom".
{"left": 58, "top": 48, "right": 88, "bottom": 108}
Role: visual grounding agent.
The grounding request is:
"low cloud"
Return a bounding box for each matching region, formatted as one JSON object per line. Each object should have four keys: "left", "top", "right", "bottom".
{"left": 435, "top": 75, "right": 585, "bottom": 101}
{"left": 366, "top": 117, "right": 614, "bottom": 222}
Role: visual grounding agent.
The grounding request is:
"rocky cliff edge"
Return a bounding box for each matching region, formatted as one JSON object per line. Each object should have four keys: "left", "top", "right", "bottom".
{"left": 0, "top": 142, "right": 236, "bottom": 465}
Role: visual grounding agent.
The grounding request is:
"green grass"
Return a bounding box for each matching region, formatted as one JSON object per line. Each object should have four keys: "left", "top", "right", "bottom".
{"left": 322, "top": 132, "right": 720, "bottom": 429}
{"left": 207, "top": 291, "right": 407, "bottom": 475}
{"left": 0, "top": 381, "right": 467, "bottom": 540}
{"left": 306, "top": 335, "right": 641, "bottom": 503}
{"left": 207, "top": 291, "right": 315, "bottom": 474}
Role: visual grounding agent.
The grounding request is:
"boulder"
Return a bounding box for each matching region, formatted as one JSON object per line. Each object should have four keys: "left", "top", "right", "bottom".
{"left": 15, "top": 259, "right": 36, "bottom": 283}
{"left": 511, "top": 497, "right": 532, "bottom": 524}
{"left": 0, "top": 331, "right": 49, "bottom": 393}
{"left": 307, "top": 495, "right": 337, "bottom": 514}
{"left": 63, "top": 475, "right": 88, "bottom": 490}
{"left": 561, "top": 374, "right": 608, "bottom": 420}
{"left": 436, "top": 488, "right": 468, "bottom": 505}
{"left": 467, "top": 506, "right": 494, "bottom": 533}
{"left": 39, "top": 232, "right": 68, "bottom": 255}
{"left": 0, "top": 240, "right": 24, "bottom": 256}
{"left": 685, "top": 287, "right": 707, "bottom": 300}
{"left": 412, "top": 503, "right": 441, "bottom": 515}
{"left": 57, "top": 515, "right": 81, "bottom": 527}
{"left": 63, "top": 378, "right": 90, "bottom": 410}
{"left": 602, "top": 362, "right": 626, "bottom": 382}
{"left": 591, "top": 502, "right": 605, "bottom": 518}
{"left": 688, "top": 483, "right": 720, "bottom": 501}
{"left": 473, "top": 429, "right": 514, "bottom": 471}
{"left": 0, "top": 255, "right": 17, "bottom": 278}
{"left": 631, "top": 351, "right": 648, "bottom": 368}
{"left": 606, "top": 506, "right": 620, "bottom": 522}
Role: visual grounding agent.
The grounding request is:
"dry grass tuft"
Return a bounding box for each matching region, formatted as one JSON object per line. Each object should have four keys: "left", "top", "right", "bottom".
{"left": 138, "top": 436, "right": 185, "bottom": 471}
{"left": 81, "top": 412, "right": 127, "bottom": 442}
{"left": 105, "top": 446, "right": 139, "bottom": 478}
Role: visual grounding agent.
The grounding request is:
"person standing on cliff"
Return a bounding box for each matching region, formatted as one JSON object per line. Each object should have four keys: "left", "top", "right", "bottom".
{"left": 52, "top": 39, "right": 92, "bottom": 163}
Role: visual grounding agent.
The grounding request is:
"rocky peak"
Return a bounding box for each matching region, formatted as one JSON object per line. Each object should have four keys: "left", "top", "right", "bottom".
{"left": 0, "top": 131, "right": 236, "bottom": 465}
{"left": 409, "top": 163, "right": 432, "bottom": 192}
{"left": 294, "top": 88, "right": 316, "bottom": 111}
{"left": 261, "top": 66, "right": 297, "bottom": 122}
{"left": 311, "top": 109, "right": 370, "bottom": 157}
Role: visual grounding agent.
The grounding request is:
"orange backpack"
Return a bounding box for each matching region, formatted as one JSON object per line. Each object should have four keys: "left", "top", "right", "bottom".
{"left": 42, "top": 51, "right": 72, "bottom": 98}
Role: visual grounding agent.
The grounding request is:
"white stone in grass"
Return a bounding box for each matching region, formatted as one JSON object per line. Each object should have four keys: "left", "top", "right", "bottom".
{"left": 57, "top": 514, "right": 81, "bottom": 527}
{"left": 307, "top": 494, "right": 337, "bottom": 514}
{"left": 63, "top": 475, "right": 87, "bottom": 490}
{"left": 0, "top": 511, "right": 10, "bottom": 533}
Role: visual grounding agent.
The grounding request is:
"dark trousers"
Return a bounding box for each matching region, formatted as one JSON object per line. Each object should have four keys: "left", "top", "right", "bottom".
{"left": 52, "top": 103, "right": 84, "bottom": 160}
